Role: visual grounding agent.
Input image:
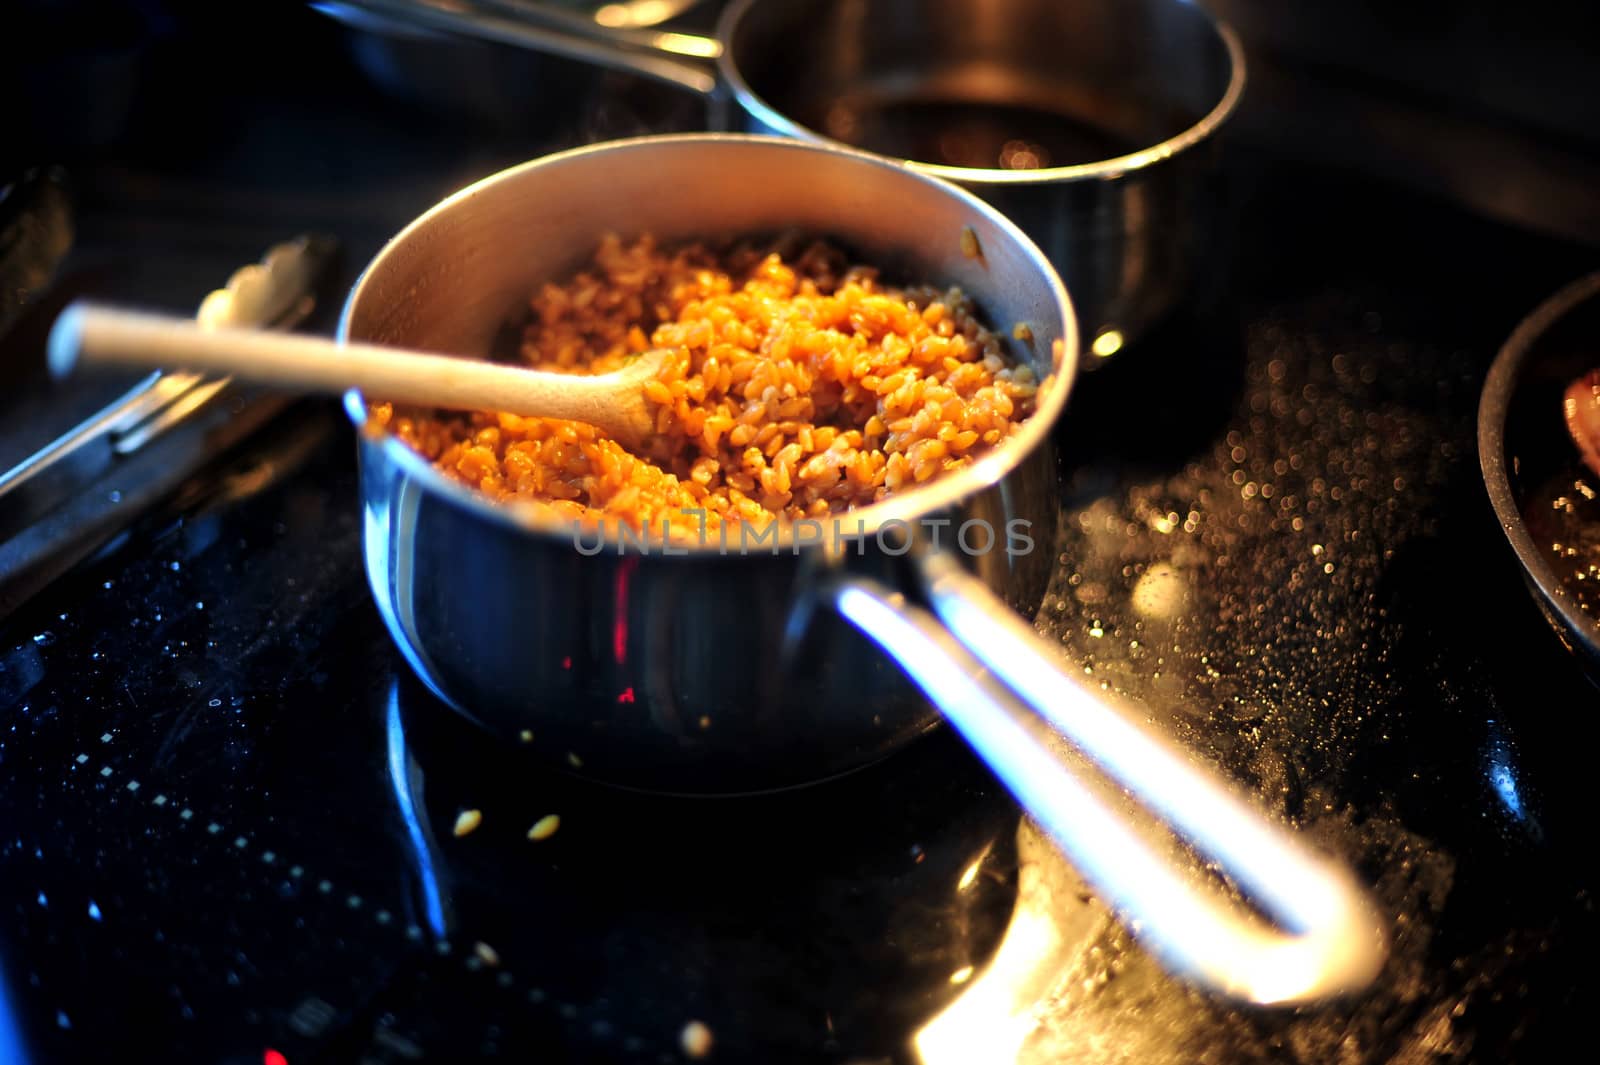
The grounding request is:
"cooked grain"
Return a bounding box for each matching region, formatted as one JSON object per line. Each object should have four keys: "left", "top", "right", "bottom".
{"left": 370, "top": 234, "right": 1040, "bottom": 540}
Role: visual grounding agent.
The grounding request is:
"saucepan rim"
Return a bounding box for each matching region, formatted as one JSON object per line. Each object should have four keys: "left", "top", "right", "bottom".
{"left": 713, "top": 0, "right": 1248, "bottom": 187}
{"left": 338, "top": 132, "right": 1080, "bottom": 554}
{"left": 1478, "top": 270, "right": 1600, "bottom": 664}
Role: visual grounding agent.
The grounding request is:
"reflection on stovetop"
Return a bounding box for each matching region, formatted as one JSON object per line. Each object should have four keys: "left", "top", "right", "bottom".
{"left": 4, "top": 6, "right": 1600, "bottom": 1064}
{"left": 386, "top": 670, "right": 1026, "bottom": 1062}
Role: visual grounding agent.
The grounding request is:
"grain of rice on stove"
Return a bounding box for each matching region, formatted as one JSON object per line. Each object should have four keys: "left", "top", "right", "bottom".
{"left": 367, "top": 233, "right": 1042, "bottom": 539}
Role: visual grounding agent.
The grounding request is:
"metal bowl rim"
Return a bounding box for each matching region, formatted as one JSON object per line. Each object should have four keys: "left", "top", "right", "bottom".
{"left": 713, "top": 0, "right": 1248, "bottom": 186}
{"left": 1477, "top": 269, "right": 1600, "bottom": 663}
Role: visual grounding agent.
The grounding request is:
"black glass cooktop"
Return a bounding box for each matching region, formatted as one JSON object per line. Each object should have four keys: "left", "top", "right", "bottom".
{"left": 3, "top": 7, "right": 1599, "bottom": 1064}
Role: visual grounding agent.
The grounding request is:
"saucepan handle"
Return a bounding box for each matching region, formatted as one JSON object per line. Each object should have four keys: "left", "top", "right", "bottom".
{"left": 829, "top": 553, "right": 1386, "bottom": 1004}
{"left": 319, "top": 0, "right": 722, "bottom": 97}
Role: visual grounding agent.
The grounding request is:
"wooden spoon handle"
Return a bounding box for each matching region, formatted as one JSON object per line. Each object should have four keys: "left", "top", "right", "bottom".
{"left": 49, "top": 302, "right": 661, "bottom": 446}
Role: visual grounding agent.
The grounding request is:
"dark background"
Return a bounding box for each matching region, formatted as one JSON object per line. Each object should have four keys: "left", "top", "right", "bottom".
{"left": 7, "top": 0, "right": 1599, "bottom": 241}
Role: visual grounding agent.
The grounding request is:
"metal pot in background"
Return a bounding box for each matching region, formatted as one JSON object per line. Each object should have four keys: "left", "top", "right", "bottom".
{"left": 319, "top": 0, "right": 1245, "bottom": 359}
{"left": 339, "top": 133, "right": 1380, "bottom": 1005}
{"left": 1478, "top": 273, "right": 1600, "bottom": 674}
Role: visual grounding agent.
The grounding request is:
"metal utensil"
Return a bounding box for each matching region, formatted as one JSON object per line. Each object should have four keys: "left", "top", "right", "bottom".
{"left": 323, "top": 0, "right": 1244, "bottom": 356}
{"left": 0, "top": 236, "right": 339, "bottom": 618}
{"left": 49, "top": 305, "right": 671, "bottom": 450}
{"left": 341, "top": 133, "right": 1384, "bottom": 1004}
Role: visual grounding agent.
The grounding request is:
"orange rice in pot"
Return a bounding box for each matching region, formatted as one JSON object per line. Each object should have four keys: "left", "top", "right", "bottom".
{"left": 366, "top": 234, "right": 1040, "bottom": 539}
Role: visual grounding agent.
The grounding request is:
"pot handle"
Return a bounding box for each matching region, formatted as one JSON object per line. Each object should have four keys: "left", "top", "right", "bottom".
{"left": 830, "top": 554, "right": 1386, "bottom": 1005}
{"left": 321, "top": 0, "right": 721, "bottom": 97}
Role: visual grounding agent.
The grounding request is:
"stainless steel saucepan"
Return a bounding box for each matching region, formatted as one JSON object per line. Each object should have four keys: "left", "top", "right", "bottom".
{"left": 339, "top": 133, "right": 1382, "bottom": 1004}
{"left": 324, "top": 0, "right": 1246, "bottom": 356}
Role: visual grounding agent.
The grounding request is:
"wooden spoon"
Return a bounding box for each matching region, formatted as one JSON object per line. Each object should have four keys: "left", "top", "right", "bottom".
{"left": 47, "top": 302, "right": 668, "bottom": 449}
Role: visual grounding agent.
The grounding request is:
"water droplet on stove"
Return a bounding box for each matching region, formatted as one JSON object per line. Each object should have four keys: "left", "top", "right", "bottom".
{"left": 56, "top": 1010, "right": 70, "bottom": 1029}
{"left": 208, "top": 698, "right": 222, "bottom": 708}
{"left": 108, "top": 490, "right": 122, "bottom": 503}
{"left": 36, "top": 892, "right": 46, "bottom": 907}
{"left": 32, "top": 633, "right": 53, "bottom": 646}
{"left": 87, "top": 900, "right": 102, "bottom": 921}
